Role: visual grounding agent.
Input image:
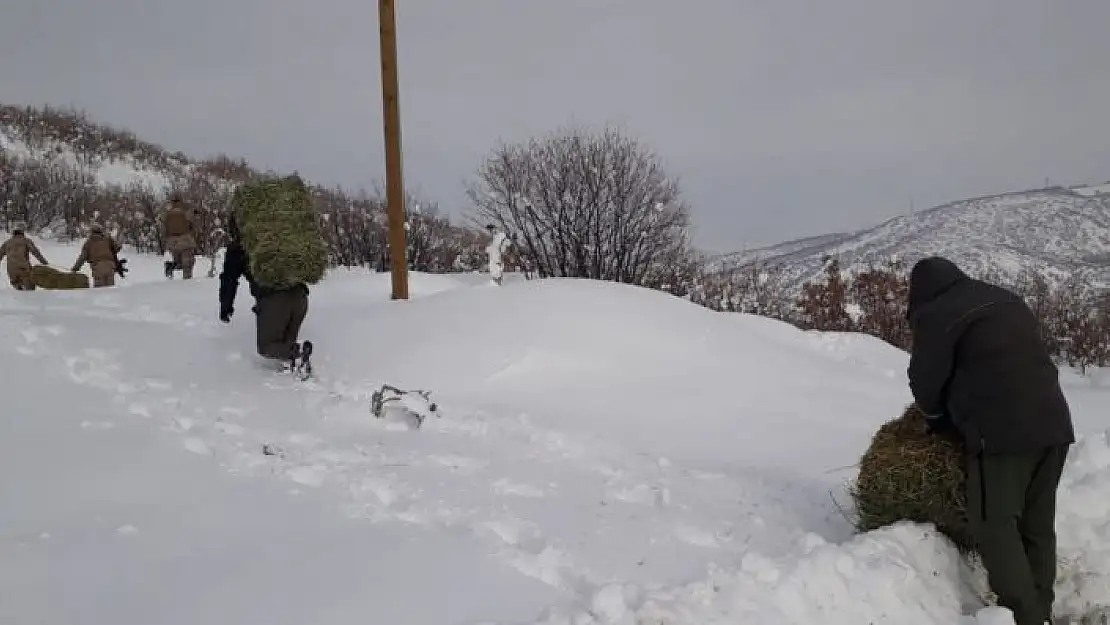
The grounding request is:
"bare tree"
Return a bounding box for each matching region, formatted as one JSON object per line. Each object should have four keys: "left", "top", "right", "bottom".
{"left": 467, "top": 125, "right": 693, "bottom": 285}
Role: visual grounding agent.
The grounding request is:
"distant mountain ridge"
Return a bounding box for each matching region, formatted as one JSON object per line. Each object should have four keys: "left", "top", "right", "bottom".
{"left": 720, "top": 182, "right": 1110, "bottom": 290}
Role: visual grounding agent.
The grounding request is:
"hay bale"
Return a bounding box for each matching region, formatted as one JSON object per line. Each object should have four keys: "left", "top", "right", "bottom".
{"left": 30, "top": 265, "right": 89, "bottom": 290}
{"left": 230, "top": 174, "right": 327, "bottom": 289}
{"left": 849, "top": 403, "right": 973, "bottom": 551}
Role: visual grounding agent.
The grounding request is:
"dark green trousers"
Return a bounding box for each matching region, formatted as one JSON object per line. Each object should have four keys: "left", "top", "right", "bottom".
{"left": 966, "top": 445, "right": 1069, "bottom": 625}
{"left": 254, "top": 289, "right": 308, "bottom": 360}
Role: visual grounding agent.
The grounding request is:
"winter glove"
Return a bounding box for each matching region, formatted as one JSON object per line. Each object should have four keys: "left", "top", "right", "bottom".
{"left": 923, "top": 412, "right": 956, "bottom": 437}
{"left": 219, "top": 305, "right": 233, "bottom": 323}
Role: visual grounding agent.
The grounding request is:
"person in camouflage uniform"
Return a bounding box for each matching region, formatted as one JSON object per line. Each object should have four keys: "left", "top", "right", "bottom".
{"left": 162, "top": 192, "right": 197, "bottom": 279}
{"left": 0, "top": 225, "right": 49, "bottom": 290}
{"left": 71, "top": 224, "right": 123, "bottom": 288}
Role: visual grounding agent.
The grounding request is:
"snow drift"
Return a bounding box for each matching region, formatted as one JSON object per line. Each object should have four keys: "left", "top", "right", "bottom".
{"left": 1, "top": 239, "right": 1108, "bottom": 625}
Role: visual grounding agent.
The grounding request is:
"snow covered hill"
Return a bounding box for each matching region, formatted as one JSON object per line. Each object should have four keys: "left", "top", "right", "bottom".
{"left": 0, "top": 106, "right": 184, "bottom": 193}
{"left": 2, "top": 241, "right": 1110, "bottom": 624}
{"left": 723, "top": 183, "right": 1110, "bottom": 290}
{"left": 0, "top": 104, "right": 489, "bottom": 275}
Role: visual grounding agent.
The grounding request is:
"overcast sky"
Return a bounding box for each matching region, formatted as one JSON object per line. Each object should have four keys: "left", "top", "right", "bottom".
{"left": 2, "top": 0, "right": 1109, "bottom": 252}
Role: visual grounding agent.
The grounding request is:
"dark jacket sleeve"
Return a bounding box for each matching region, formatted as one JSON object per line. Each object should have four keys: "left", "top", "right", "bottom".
{"left": 907, "top": 310, "right": 957, "bottom": 417}
{"left": 219, "top": 242, "right": 246, "bottom": 313}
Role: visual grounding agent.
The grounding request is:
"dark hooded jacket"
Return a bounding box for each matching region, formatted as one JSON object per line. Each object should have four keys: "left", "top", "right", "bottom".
{"left": 906, "top": 256, "right": 1074, "bottom": 455}
{"left": 218, "top": 213, "right": 308, "bottom": 316}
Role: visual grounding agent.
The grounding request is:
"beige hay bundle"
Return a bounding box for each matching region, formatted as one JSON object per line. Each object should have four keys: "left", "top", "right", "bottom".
{"left": 849, "top": 403, "right": 972, "bottom": 551}
{"left": 31, "top": 265, "right": 90, "bottom": 290}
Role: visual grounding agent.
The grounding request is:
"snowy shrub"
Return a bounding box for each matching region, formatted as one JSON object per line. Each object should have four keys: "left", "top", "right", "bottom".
{"left": 466, "top": 124, "right": 696, "bottom": 286}
{"left": 850, "top": 403, "right": 972, "bottom": 552}
{"left": 690, "top": 257, "right": 796, "bottom": 320}
{"left": 848, "top": 258, "right": 911, "bottom": 350}
{"left": 795, "top": 257, "right": 854, "bottom": 333}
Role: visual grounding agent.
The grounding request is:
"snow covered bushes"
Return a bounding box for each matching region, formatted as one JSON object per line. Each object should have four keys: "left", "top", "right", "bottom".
{"left": 0, "top": 103, "right": 491, "bottom": 274}
{"left": 467, "top": 125, "right": 695, "bottom": 287}
{"left": 850, "top": 403, "right": 972, "bottom": 551}
{"left": 691, "top": 257, "right": 796, "bottom": 319}
{"left": 785, "top": 256, "right": 1110, "bottom": 371}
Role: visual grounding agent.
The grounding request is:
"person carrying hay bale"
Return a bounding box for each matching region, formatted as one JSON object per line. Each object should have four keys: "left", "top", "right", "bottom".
{"left": 0, "top": 225, "right": 49, "bottom": 290}
{"left": 905, "top": 256, "right": 1074, "bottom": 625}
{"left": 218, "top": 174, "right": 326, "bottom": 373}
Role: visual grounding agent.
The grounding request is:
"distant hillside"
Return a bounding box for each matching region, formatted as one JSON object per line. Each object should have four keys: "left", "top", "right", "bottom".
{"left": 0, "top": 103, "right": 489, "bottom": 272}
{"left": 720, "top": 184, "right": 1110, "bottom": 290}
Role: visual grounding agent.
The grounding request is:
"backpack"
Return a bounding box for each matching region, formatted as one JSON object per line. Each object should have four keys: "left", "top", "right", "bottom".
{"left": 230, "top": 174, "right": 328, "bottom": 289}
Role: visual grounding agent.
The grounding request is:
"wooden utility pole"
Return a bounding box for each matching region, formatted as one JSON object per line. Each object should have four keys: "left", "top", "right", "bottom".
{"left": 379, "top": 0, "right": 409, "bottom": 300}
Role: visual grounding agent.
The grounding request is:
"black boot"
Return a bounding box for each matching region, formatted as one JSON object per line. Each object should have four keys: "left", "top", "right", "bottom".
{"left": 296, "top": 341, "right": 313, "bottom": 379}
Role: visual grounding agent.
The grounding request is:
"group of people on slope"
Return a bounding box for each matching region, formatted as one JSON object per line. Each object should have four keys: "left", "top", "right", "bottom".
{"left": 0, "top": 192, "right": 200, "bottom": 290}
{"left": 0, "top": 192, "right": 309, "bottom": 369}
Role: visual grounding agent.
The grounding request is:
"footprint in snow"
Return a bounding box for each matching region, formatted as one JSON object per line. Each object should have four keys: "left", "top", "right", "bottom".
{"left": 491, "top": 479, "right": 546, "bottom": 498}
{"left": 143, "top": 378, "right": 173, "bottom": 392}
{"left": 91, "top": 295, "right": 121, "bottom": 309}
{"left": 287, "top": 432, "right": 321, "bottom": 446}
{"left": 65, "top": 353, "right": 120, "bottom": 389}
{"left": 428, "top": 455, "right": 488, "bottom": 472}
{"left": 183, "top": 438, "right": 213, "bottom": 456}
{"left": 609, "top": 484, "right": 670, "bottom": 507}
{"left": 673, "top": 524, "right": 720, "bottom": 548}
{"left": 80, "top": 420, "right": 116, "bottom": 430}
{"left": 214, "top": 421, "right": 246, "bottom": 436}
{"left": 287, "top": 465, "right": 326, "bottom": 487}
{"left": 356, "top": 477, "right": 400, "bottom": 506}
{"left": 479, "top": 517, "right": 540, "bottom": 547}
{"left": 505, "top": 544, "right": 574, "bottom": 588}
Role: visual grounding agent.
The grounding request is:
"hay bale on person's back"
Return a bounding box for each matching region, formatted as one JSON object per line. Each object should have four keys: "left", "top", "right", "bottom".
{"left": 849, "top": 403, "right": 971, "bottom": 551}
{"left": 31, "top": 265, "right": 90, "bottom": 290}
{"left": 230, "top": 174, "right": 328, "bottom": 289}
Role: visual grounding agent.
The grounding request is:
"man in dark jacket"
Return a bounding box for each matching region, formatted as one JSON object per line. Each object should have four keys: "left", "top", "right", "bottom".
{"left": 907, "top": 256, "right": 1074, "bottom": 625}
{"left": 218, "top": 214, "right": 311, "bottom": 368}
